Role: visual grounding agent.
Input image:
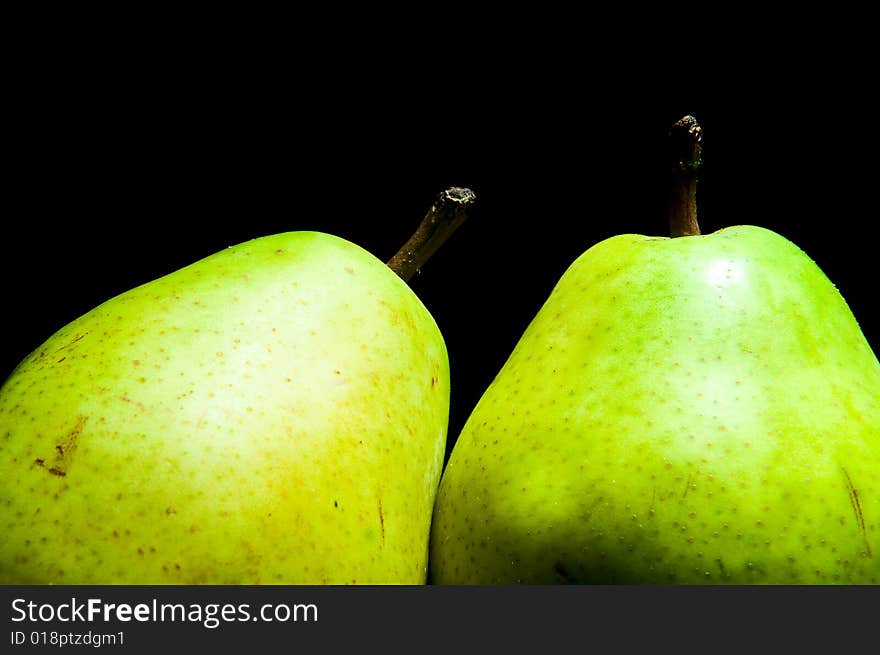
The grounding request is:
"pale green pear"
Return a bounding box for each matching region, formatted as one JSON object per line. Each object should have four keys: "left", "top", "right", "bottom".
{"left": 0, "top": 231, "right": 449, "bottom": 584}
{"left": 430, "top": 225, "right": 880, "bottom": 583}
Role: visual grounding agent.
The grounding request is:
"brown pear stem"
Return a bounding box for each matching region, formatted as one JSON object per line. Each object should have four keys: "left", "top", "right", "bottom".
{"left": 668, "top": 115, "right": 703, "bottom": 237}
{"left": 386, "top": 187, "right": 476, "bottom": 282}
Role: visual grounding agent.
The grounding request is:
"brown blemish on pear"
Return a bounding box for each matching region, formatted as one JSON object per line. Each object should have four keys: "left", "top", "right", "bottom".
{"left": 33, "top": 415, "right": 87, "bottom": 477}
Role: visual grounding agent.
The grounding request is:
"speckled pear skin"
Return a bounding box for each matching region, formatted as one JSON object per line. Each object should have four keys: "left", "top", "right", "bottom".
{"left": 430, "top": 226, "right": 880, "bottom": 584}
{"left": 0, "top": 232, "right": 449, "bottom": 584}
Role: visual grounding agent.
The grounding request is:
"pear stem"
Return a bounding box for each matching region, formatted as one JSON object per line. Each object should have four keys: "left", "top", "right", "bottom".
{"left": 386, "top": 187, "right": 476, "bottom": 282}
{"left": 668, "top": 115, "right": 703, "bottom": 237}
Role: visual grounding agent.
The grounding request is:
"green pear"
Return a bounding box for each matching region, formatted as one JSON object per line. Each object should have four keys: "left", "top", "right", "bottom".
{"left": 429, "top": 121, "right": 879, "bottom": 584}
{"left": 0, "top": 194, "right": 469, "bottom": 584}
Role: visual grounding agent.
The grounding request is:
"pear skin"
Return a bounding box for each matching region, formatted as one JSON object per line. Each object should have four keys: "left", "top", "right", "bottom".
{"left": 430, "top": 226, "right": 879, "bottom": 584}
{"left": 1, "top": 232, "right": 449, "bottom": 584}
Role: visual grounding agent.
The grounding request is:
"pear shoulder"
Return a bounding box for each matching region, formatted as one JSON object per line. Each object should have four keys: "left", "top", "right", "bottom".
{"left": 2, "top": 229, "right": 446, "bottom": 390}
{"left": 560, "top": 224, "right": 843, "bottom": 302}
{"left": 570, "top": 225, "right": 814, "bottom": 261}
{"left": 104, "top": 229, "right": 424, "bottom": 321}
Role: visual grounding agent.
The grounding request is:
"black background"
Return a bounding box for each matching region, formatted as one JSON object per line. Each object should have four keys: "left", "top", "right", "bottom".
{"left": 4, "top": 35, "right": 877, "bottom": 465}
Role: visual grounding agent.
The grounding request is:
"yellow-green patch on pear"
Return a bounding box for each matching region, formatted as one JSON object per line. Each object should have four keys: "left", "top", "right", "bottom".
{"left": 1, "top": 231, "right": 449, "bottom": 584}
{"left": 430, "top": 225, "right": 879, "bottom": 584}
